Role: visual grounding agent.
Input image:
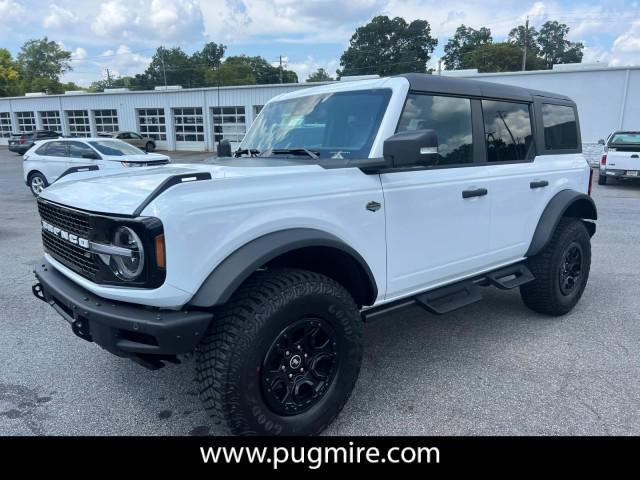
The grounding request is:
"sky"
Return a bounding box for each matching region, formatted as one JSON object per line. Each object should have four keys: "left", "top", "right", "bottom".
{"left": 0, "top": 0, "right": 639, "bottom": 86}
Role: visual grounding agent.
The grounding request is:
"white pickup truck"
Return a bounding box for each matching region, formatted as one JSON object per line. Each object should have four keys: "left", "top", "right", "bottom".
{"left": 598, "top": 131, "right": 640, "bottom": 184}
{"left": 32, "top": 74, "right": 596, "bottom": 435}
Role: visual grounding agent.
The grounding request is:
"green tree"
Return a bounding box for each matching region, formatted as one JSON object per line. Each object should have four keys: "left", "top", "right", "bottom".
{"left": 538, "top": 21, "right": 584, "bottom": 68}
{"left": 143, "top": 46, "right": 204, "bottom": 88}
{"left": 191, "top": 41, "right": 226, "bottom": 68}
{"left": 306, "top": 68, "right": 333, "bottom": 82}
{"left": 17, "top": 37, "right": 72, "bottom": 93}
{"left": 442, "top": 25, "right": 492, "bottom": 70}
{"left": 463, "top": 42, "right": 545, "bottom": 73}
{"left": 339, "top": 15, "right": 437, "bottom": 77}
{"left": 0, "top": 49, "right": 21, "bottom": 97}
{"left": 207, "top": 55, "right": 297, "bottom": 86}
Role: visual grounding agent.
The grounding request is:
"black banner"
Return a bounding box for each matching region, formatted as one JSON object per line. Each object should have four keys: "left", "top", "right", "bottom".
{"left": 1, "top": 436, "right": 636, "bottom": 473}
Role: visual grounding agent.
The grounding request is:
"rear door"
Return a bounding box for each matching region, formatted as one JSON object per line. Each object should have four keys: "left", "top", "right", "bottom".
{"left": 38, "top": 140, "right": 69, "bottom": 182}
{"left": 380, "top": 93, "right": 492, "bottom": 300}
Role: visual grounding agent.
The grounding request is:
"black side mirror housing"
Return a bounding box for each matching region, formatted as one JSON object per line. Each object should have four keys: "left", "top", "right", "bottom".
{"left": 82, "top": 153, "right": 98, "bottom": 160}
{"left": 597, "top": 139, "right": 605, "bottom": 145}
{"left": 217, "top": 139, "right": 232, "bottom": 158}
{"left": 383, "top": 129, "right": 439, "bottom": 168}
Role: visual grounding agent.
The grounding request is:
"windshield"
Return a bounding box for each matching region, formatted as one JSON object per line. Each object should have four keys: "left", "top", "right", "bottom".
{"left": 610, "top": 133, "right": 640, "bottom": 145}
{"left": 240, "top": 89, "right": 391, "bottom": 160}
{"left": 88, "top": 140, "right": 144, "bottom": 156}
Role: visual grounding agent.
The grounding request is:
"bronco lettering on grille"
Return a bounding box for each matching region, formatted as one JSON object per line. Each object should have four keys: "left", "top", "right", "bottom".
{"left": 42, "top": 220, "right": 89, "bottom": 249}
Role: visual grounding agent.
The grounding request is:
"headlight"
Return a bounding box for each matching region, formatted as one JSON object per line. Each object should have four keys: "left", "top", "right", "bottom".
{"left": 109, "top": 226, "right": 145, "bottom": 280}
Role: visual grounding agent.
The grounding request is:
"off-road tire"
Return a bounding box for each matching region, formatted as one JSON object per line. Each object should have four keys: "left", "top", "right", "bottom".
{"left": 520, "top": 217, "right": 591, "bottom": 316}
{"left": 196, "top": 268, "right": 363, "bottom": 435}
{"left": 598, "top": 174, "right": 607, "bottom": 185}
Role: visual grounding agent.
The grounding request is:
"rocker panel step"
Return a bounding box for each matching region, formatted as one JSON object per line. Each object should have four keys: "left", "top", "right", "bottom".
{"left": 415, "top": 281, "right": 483, "bottom": 315}
{"left": 484, "top": 263, "right": 535, "bottom": 290}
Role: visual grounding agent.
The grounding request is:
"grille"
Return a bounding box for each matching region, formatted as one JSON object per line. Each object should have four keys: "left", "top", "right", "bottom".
{"left": 38, "top": 200, "right": 97, "bottom": 280}
{"left": 38, "top": 200, "right": 91, "bottom": 238}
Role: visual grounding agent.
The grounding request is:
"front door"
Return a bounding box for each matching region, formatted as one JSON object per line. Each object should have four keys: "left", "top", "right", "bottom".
{"left": 380, "top": 93, "right": 492, "bottom": 300}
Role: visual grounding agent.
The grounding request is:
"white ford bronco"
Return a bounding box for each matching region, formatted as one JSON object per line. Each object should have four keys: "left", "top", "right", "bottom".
{"left": 32, "top": 74, "right": 597, "bottom": 435}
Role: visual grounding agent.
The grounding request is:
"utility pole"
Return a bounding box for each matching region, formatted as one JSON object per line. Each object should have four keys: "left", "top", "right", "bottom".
{"left": 437, "top": 59, "right": 442, "bottom": 75}
{"left": 279, "top": 55, "right": 284, "bottom": 84}
{"left": 160, "top": 47, "right": 168, "bottom": 88}
{"left": 522, "top": 16, "right": 529, "bottom": 71}
{"left": 104, "top": 68, "right": 113, "bottom": 87}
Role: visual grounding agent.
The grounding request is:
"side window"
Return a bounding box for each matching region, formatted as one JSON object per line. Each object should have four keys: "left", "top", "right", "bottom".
{"left": 397, "top": 94, "right": 473, "bottom": 166}
{"left": 482, "top": 100, "right": 533, "bottom": 162}
{"left": 542, "top": 104, "right": 578, "bottom": 150}
{"left": 44, "top": 141, "right": 68, "bottom": 157}
{"left": 117, "top": 133, "right": 129, "bottom": 139}
{"left": 68, "top": 141, "right": 98, "bottom": 159}
{"left": 35, "top": 143, "right": 49, "bottom": 155}
{"left": 130, "top": 133, "right": 142, "bottom": 139}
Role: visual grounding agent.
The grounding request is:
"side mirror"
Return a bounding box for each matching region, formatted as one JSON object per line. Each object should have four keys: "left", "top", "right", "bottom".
{"left": 217, "top": 139, "right": 232, "bottom": 158}
{"left": 598, "top": 139, "right": 605, "bottom": 145}
{"left": 82, "top": 152, "right": 98, "bottom": 160}
{"left": 383, "top": 129, "right": 439, "bottom": 168}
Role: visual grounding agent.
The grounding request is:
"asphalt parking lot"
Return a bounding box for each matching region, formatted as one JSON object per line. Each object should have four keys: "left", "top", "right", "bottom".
{"left": 1, "top": 147, "right": 639, "bottom": 436}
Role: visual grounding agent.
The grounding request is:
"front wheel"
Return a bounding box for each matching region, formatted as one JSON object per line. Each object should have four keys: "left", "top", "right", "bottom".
{"left": 196, "top": 268, "right": 363, "bottom": 435}
{"left": 520, "top": 218, "right": 591, "bottom": 316}
{"left": 29, "top": 172, "right": 48, "bottom": 196}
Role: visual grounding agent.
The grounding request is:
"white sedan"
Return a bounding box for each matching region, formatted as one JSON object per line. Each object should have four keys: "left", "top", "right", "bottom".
{"left": 23, "top": 137, "right": 171, "bottom": 196}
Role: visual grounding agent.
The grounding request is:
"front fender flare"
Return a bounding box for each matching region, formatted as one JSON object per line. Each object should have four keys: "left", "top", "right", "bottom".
{"left": 526, "top": 189, "right": 597, "bottom": 257}
{"left": 188, "top": 228, "right": 378, "bottom": 308}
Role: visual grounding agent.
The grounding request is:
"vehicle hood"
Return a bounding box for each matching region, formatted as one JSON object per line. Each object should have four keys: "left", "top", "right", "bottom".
{"left": 39, "top": 161, "right": 325, "bottom": 215}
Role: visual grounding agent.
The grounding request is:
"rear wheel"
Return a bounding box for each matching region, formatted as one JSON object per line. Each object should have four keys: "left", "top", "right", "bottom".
{"left": 29, "top": 172, "right": 48, "bottom": 196}
{"left": 520, "top": 218, "right": 591, "bottom": 316}
{"left": 145, "top": 142, "right": 155, "bottom": 153}
{"left": 598, "top": 174, "right": 607, "bottom": 185}
{"left": 196, "top": 268, "right": 363, "bottom": 435}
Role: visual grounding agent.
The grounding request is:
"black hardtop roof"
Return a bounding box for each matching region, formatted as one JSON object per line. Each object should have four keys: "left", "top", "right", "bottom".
{"left": 399, "top": 73, "right": 573, "bottom": 103}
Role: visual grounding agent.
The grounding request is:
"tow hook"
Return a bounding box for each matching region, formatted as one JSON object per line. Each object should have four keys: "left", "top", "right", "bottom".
{"left": 32, "top": 283, "right": 46, "bottom": 302}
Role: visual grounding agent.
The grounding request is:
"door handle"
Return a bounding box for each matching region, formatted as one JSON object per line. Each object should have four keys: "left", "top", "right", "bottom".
{"left": 530, "top": 180, "right": 549, "bottom": 189}
{"left": 631, "top": 154, "right": 639, "bottom": 158}
{"left": 462, "top": 188, "right": 488, "bottom": 198}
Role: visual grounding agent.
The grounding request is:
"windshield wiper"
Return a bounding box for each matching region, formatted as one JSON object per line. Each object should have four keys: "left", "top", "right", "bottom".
{"left": 260, "top": 148, "right": 319, "bottom": 160}
{"left": 233, "top": 148, "right": 260, "bottom": 158}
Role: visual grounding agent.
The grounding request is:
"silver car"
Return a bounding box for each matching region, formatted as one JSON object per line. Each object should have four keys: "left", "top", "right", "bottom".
{"left": 98, "top": 131, "right": 157, "bottom": 152}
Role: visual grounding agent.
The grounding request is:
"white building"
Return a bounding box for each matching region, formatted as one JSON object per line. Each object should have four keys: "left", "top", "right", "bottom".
{"left": 0, "top": 64, "right": 638, "bottom": 151}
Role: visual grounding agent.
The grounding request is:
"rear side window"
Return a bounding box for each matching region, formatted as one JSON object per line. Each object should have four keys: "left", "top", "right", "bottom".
{"left": 482, "top": 100, "right": 534, "bottom": 162}
{"left": 542, "top": 104, "right": 578, "bottom": 150}
{"left": 44, "top": 141, "right": 68, "bottom": 157}
{"left": 397, "top": 94, "right": 473, "bottom": 166}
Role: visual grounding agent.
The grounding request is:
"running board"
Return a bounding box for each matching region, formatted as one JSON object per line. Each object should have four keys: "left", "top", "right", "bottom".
{"left": 362, "top": 262, "right": 535, "bottom": 321}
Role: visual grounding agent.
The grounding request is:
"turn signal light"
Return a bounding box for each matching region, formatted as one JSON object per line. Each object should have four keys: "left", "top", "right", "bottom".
{"left": 155, "top": 234, "right": 166, "bottom": 269}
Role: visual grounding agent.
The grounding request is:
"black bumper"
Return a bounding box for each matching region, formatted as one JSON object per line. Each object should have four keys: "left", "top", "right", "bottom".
{"left": 9, "top": 144, "right": 29, "bottom": 154}
{"left": 33, "top": 259, "right": 213, "bottom": 368}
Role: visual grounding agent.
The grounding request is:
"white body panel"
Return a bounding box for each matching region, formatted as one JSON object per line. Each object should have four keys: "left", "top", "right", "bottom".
{"left": 602, "top": 149, "right": 640, "bottom": 173}
{"left": 36, "top": 77, "right": 592, "bottom": 309}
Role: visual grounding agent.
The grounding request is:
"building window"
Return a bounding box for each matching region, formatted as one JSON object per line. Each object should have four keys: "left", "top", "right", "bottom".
{"left": 174, "top": 107, "right": 204, "bottom": 142}
{"left": 93, "top": 109, "right": 119, "bottom": 133}
{"left": 39, "top": 111, "right": 62, "bottom": 133}
{"left": 0, "top": 112, "right": 12, "bottom": 138}
{"left": 542, "top": 104, "right": 578, "bottom": 151}
{"left": 65, "top": 110, "right": 91, "bottom": 137}
{"left": 137, "top": 108, "right": 167, "bottom": 141}
{"left": 16, "top": 111, "right": 36, "bottom": 132}
{"left": 212, "top": 106, "right": 246, "bottom": 144}
{"left": 482, "top": 100, "right": 533, "bottom": 162}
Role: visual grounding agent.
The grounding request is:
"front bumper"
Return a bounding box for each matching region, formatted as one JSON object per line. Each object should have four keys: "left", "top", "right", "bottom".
{"left": 602, "top": 168, "right": 640, "bottom": 179}
{"left": 33, "top": 259, "right": 213, "bottom": 368}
